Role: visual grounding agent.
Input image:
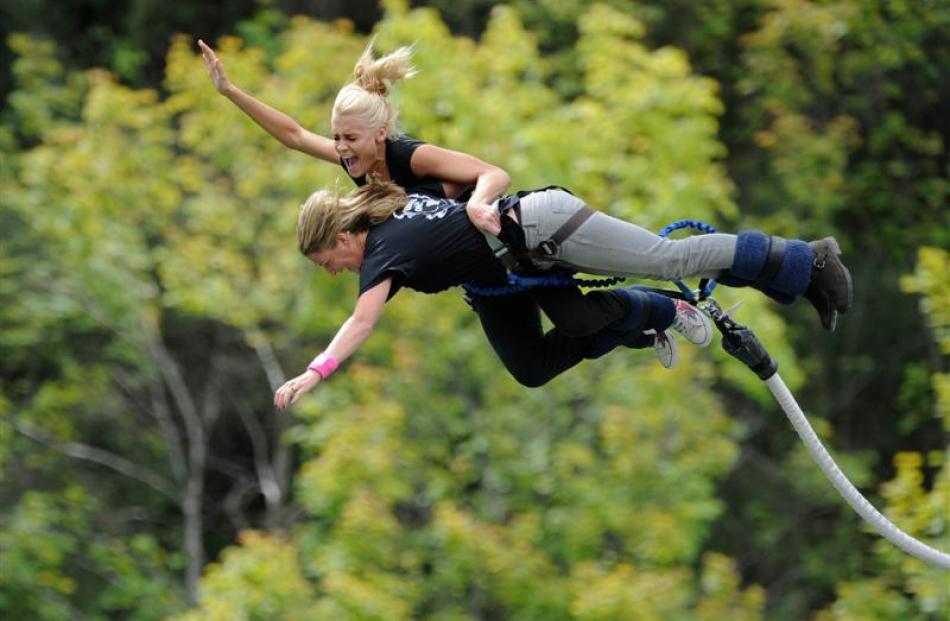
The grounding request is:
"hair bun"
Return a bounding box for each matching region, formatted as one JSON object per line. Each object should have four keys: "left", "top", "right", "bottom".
{"left": 351, "top": 40, "right": 414, "bottom": 98}
{"left": 358, "top": 73, "right": 389, "bottom": 96}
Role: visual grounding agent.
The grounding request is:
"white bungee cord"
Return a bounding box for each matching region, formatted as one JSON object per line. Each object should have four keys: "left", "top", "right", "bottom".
{"left": 703, "top": 299, "right": 950, "bottom": 570}
{"left": 765, "top": 373, "right": 950, "bottom": 569}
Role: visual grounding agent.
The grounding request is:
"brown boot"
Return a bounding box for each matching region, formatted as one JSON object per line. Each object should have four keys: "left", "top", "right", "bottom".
{"left": 804, "top": 237, "right": 853, "bottom": 331}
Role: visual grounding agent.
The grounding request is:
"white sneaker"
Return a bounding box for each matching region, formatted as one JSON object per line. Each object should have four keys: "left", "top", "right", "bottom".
{"left": 651, "top": 330, "right": 678, "bottom": 369}
{"left": 671, "top": 300, "right": 713, "bottom": 347}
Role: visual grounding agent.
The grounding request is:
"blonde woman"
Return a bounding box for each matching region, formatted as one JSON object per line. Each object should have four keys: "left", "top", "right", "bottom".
{"left": 199, "top": 38, "right": 509, "bottom": 234}
{"left": 272, "top": 178, "right": 852, "bottom": 409}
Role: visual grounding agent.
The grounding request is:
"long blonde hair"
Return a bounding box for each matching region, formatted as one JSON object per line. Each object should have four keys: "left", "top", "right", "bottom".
{"left": 298, "top": 177, "right": 409, "bottom": 255}
{"left": 333, "top": 39, "right": 416, "bottom": 137}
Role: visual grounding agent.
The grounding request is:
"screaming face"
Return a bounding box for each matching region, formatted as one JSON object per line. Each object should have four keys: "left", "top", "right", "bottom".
{"left": 331, "top": 113, "right": 387, "bottom": 178}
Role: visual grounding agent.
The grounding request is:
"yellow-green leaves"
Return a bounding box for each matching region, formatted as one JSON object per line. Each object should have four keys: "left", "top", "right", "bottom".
{"left": 173, "top": 532, "right": 317, "bottom": 621}
{"left": 902, "top": 247, "right": 950, "bottom": 356}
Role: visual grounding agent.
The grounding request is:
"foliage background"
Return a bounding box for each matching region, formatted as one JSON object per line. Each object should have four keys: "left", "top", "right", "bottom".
{"left": 1, "top": 0, "right": 947, "bottom": 619}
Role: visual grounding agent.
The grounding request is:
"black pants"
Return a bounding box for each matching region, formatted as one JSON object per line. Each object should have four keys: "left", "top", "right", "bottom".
{"left": 472, "top": 286, "right": 638, "bottom": 387}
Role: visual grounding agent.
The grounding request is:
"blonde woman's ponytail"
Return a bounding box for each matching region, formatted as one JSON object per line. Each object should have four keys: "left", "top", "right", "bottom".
{"left": 333, "top": 39, "right": 416, "bottom": 137}
{"left": 352, "top": 38, "right": 416, "bottom": 96}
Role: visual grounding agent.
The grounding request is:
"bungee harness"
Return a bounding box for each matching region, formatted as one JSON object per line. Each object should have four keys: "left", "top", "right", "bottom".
{"left": 481, "top": 185, "right": 595, "bottom": 273}
{"left": 465, "top": 208, "right": 950, "bottom": 570}
{"left": 465, "top": 212, "right": 717, "bottom": 302}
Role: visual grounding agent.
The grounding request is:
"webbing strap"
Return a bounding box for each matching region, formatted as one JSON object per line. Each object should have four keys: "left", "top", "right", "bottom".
{"left": 515, "top": 184, "right": 574, "bottom": 199}
{"left": 483, "top": 233, "right": 516, "bottom": 270}
{"left": 484, "top": 187, "right": 590, "bottom": 268}
{"left": 535, "top": 205, "right": 595, "bottom": 256}
{"left": 759, "top": 236, "right": 787, "bottom": 285}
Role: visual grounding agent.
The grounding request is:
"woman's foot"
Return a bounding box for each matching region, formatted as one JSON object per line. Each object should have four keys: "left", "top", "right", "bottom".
{"left": 804, "top": 237, "right": 853, "bottom": 331}
{"left": 651, "top": 330, "right": 679, "bottom": 369}
{"left": 670, "top": 300, "right": 714, "bottom": 347}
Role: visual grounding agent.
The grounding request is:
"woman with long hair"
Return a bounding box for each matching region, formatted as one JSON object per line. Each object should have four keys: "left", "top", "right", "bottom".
{"left": 273, "top": 179, "right": 851, "bottom": 410}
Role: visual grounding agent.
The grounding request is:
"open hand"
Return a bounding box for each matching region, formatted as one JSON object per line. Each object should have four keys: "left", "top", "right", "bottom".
{"left": 466, "top": 201, "right": 502, "bottom": 236}
{"left": 274, "top": 370, "right": 322, "bottom": 411}
{"left": 198, "top": 39, "right": 231, "bottom": 94}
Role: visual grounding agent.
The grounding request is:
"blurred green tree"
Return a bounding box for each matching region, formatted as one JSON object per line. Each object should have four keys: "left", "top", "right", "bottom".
{"left": 812, "top": 247, "right": 950, "bottom": 620}
{"left": 173, "top": 2, "right": 771, "bottom": 617}
{"left": 3, "top": 1, "right": 946, "bottom": 619}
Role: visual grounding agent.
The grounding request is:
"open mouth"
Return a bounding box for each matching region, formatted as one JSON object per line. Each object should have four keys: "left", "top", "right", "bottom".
{"left": 342, "top": 156, "right": 359, "bottom": 172}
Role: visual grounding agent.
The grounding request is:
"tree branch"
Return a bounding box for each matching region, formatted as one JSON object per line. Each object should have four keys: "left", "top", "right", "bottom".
{"left": 249, "top": 332, "right": 286, "bottom": 392}
{"left": 13, "top": 421, "right": 177, "bottom": 500}
{"left": 233, "top": 397, "right": 283, "bottom": 527}
{"left": 248, "top": 331, "right": 294, "bottom": 522}
{"left": 111, "top": 366, "right": 189, "bottom": 483}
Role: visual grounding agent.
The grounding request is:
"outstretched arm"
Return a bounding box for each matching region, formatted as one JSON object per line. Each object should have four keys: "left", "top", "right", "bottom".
{"left": 273, "top": 277, "right": 392, "bottom": 410}
{"left": 198, "top": 39, "right": 338, "bottom": 163}
{"left": 410, "top": 144, "right": 511, "bottom": 235}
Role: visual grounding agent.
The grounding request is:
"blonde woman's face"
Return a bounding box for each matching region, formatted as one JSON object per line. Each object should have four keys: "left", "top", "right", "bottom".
{"left": 307, "top": 233, "right": 365, "bottom": 276}
{"left": 331, "top": 113, "right": 387, "bottom": 178}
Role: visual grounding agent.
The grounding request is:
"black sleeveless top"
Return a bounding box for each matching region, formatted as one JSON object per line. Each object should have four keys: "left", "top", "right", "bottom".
{"left": 345, "top": 136, "right": 448, "bottom": 198}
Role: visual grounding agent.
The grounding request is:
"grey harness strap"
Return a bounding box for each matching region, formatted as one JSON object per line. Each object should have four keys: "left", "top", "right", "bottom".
{"left": 483, "top": 186, "right": 593, "bottom": 272}
{"left": 531, "top": 205, "right": 595, "bottom": 258}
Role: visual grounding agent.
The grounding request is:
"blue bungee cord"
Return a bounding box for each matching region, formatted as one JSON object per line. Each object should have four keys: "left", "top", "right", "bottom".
{"left": 657, "top": 219, "right": 720, "bottom": 301}
{"left": 462, "top": 271, "right": 625, "bottom": 298}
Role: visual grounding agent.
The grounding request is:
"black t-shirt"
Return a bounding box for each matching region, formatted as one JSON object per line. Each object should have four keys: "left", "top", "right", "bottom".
{"left": 359, "top": 195, "right": 507, "bottom": 298}
{"left": 346, "top": 136, "right": 448, "bottom": 198}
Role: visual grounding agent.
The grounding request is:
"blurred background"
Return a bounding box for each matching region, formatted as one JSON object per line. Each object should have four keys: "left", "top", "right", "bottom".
{"left": 1, "top": 0, "right": 947, "bottom": 619}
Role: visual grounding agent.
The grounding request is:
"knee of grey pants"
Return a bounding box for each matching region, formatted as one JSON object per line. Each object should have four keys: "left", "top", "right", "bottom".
{"left": 517, "top": 189, "right": 737, "bottom": 281}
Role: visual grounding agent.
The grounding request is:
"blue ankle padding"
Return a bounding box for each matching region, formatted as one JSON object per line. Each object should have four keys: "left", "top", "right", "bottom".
{"left": 642, "top": 290, "right": 675, "bottom": 332}
{"left": 764, "top": 239, "right": 812, "bottom": 303}
{"left": 730, "top": 230, "right": 771, "bottom": 281}
{"left": 613, "top": 288, "right": 676, "bottom": 332}
{"left": 721, "top": 231, "right": 814, "bottom": 304}
{"left": 610, "top": 287, "right": 647, "bottom": 332}
{"left": 586, "top": 288, "right": 674, "bottom": 359}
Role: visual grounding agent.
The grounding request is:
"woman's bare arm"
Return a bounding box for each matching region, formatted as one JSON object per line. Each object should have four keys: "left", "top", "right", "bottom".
{"left": 410, "top": 144, "right": 512, "bottom": 235}
{"left": 273, "top": 278, "right": 392, "bottom": 410}
{"left": 199, "top": 39, "right": 338, "bottom": 163}
{"left": 322, "top": 277, "right": 391, "bottom": 362}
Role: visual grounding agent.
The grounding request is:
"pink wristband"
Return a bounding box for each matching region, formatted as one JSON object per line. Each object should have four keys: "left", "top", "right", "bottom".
{"left": 307, "top": 353, "right": 339, "bottom": 379}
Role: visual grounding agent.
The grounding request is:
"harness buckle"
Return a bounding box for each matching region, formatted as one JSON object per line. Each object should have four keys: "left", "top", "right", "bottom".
{"left": 537, "top": 239, "right": 559, "bottom": 256}
{"left": 490, "top": 241, "right": 519, "bottom": 271}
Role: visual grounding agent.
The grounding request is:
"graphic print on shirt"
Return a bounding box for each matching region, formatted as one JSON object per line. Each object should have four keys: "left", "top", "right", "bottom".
{"left": 394, "top": 194, "right": 452, "bottom": 221}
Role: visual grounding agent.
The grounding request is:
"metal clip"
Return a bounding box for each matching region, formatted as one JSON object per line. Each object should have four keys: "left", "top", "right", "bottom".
{"left": 704, "top": 299, "right": 778, "bottom": 380}
{"left": 537, "top": 239, "right": 559, "bottom": 256}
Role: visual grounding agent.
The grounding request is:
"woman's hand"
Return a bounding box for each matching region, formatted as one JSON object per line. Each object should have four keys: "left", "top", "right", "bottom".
{"left": 466, "top": 200, "right": 502, "bottom": 236}
{"left": 274, "top": 370, "right": 322, "bottom": 411}
{"left": 198, "top": 39, "right": 232, "bottom": 94}
{"left": 409, "top": 145, "right": 510, "bottom": 236}
{"left": 272, "top": 279, "right": 390, "bottom": 411}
